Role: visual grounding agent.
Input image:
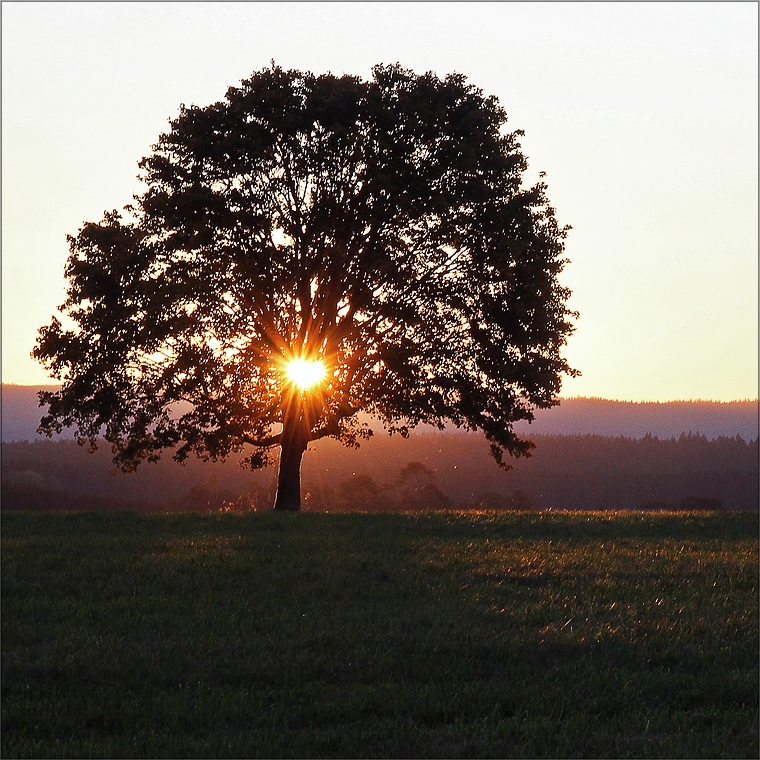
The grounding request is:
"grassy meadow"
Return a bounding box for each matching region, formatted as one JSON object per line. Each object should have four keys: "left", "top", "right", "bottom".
{"left": 2, "top": 509, "right": 758, "bottom": 758}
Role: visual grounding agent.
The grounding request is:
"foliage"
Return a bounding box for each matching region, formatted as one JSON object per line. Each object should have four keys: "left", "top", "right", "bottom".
{"left": 32, "top": 63, "right": 576, "bottom": 509}
{"left": 2, "top": 510, "right": 757, "bottom": 758}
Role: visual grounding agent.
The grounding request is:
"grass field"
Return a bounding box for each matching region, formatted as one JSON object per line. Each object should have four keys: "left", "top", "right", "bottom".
{"left": 2, "top": 509, "right": 757, "bottom": 758}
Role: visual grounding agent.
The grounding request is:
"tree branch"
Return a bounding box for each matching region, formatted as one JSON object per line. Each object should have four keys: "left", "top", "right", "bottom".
{"left": 241, "top": 432, "right": 282, "bottom": 448}
{"left": 307, "top": 404, "right": 360, "bottom": 442}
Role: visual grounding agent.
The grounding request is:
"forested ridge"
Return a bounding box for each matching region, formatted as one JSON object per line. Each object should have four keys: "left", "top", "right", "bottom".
{"left": 2, "top": 430, "right": 757, "bottom": 512}
{"left": 4, "top": 386, "right": 758, "bottom": 442}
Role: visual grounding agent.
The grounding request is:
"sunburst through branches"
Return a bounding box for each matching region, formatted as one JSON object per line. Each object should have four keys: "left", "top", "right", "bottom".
{"left": 284, "top": 358, "right": 327, "bottom": 390}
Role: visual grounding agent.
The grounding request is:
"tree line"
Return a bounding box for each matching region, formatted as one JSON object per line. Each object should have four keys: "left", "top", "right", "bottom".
{"left": 2, "top": 431, "right": 756, "bottom": 512}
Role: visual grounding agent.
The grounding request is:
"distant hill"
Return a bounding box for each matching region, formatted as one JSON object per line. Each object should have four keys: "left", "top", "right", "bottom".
{"left": 2, "top": 385, "right": 65, "bottom": 443}
{"left": 2, "top": 384, "right": 758, "bottom": 443}
{"left": 512, "top": 397, "right": 759, "bottom": 441}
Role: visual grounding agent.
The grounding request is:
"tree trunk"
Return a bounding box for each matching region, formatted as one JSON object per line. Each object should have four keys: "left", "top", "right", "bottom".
{"left": 273, "top": 399, "right": 308, "bottom": 511}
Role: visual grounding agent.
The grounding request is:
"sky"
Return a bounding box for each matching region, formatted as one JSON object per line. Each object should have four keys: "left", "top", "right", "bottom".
{"left": 2, "top": 2, "right": 757, "bottom": 402}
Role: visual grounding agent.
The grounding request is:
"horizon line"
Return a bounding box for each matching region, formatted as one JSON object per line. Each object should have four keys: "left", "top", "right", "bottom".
{"left": 1, "top": 382, "right": 757, "bottom": 406}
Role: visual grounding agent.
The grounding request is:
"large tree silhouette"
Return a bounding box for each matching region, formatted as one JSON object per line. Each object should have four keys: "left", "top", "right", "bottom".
{"left": 34, "top": 64, "right": 578, "bottom": 511}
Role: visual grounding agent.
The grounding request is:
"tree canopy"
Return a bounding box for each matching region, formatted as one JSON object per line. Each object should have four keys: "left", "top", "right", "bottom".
{"left": 34, "top": 63, "right": 578, "bottom": 510}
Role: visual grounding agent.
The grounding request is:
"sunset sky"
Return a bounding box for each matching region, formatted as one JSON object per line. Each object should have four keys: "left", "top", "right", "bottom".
{"left": 2, "top": 2, "right": 757, "bottom": 402}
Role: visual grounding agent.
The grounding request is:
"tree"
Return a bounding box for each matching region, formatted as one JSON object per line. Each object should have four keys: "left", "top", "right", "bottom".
{"left": 337, "top": 474, "right": 381, "bottom": 511}
{"left": 383, "top": 461, "right": 452, "bottom": 512}
{"left": 34, "top": 63, "right": 578, "bottom": 511}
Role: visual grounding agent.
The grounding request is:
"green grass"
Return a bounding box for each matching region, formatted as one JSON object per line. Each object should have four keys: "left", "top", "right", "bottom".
{"left": 2, "top": 509, "right": 757, "bottom": 758}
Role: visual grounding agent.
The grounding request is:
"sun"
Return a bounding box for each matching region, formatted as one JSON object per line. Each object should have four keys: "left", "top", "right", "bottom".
{"left": 285, "top": 358, "right": 327, "bottom": 390}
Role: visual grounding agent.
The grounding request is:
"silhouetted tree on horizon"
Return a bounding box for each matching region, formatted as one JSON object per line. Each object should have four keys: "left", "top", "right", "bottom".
{"left": 34, "top": 63, "right": 577, "bottom": 511}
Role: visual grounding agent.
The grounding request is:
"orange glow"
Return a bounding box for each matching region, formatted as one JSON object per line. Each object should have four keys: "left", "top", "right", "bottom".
{"left": 285, "top": 358, "right": 327, "bottom": 390}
